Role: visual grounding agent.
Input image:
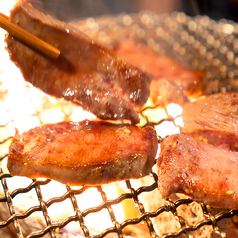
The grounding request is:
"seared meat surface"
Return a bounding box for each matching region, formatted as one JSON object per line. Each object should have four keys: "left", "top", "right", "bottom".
{"left": 114, "top": 39, "right": 204, "bottom": 106}
{"left": 8, "top": 120, "right": 158, "bottom": 185}
{"left": 157, "top": 133, "right": 238, "bottom": 209}
{"left": 6, "top": 1, "right": 152, "bottom": 124}
{"left": 181, "top": 92, "right": 238, "bottom": 151}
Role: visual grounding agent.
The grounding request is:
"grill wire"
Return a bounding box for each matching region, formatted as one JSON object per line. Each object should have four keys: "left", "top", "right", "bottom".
{"left": 0, "top": 11, "right": 238, "bottom": 238}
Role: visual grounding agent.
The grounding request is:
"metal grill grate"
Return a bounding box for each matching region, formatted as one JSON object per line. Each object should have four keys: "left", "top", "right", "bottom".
{"left": 0, "top": 110, "right": 238, "bottom": 238}
{"left": 0, "top": 154, "right": 237, "bottom": 238}
{"left": 0, "top": 11, "right": 238, "bottom": 238}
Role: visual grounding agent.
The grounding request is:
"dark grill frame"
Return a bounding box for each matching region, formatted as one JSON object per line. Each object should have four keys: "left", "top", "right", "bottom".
{"left": 0, "top": 11, "right": 238, "bottom": 238}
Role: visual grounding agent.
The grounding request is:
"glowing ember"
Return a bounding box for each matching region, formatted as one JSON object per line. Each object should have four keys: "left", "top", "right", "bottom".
{"left": 155, "top": 103, "right": 183, "bottom": 138}
{"left": 166, "top": 103, "right": 183, "bottom": 118}
{"left": 155, "top": 121, "right": 180, "bottom": 138}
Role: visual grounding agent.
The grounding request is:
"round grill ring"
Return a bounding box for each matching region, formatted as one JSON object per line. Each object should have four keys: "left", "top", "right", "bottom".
{"left": 0, "top": 11, "right": 238, "bottom": 238}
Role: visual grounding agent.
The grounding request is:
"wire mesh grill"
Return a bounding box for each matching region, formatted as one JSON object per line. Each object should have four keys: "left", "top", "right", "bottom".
{"left": 0, "top": 11, "right": 238, "bottom": 238}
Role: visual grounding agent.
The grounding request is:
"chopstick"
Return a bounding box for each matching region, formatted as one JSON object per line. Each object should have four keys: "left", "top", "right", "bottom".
{"left": 0, "top": 12, "right": 60, "bottom": 60}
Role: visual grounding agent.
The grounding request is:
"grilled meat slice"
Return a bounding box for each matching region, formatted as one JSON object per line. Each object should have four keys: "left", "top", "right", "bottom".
{"left": 6, "top": 1, "right": 152, "bottom": 124}
{"left": 181, "top": 92, "right": 238, "bottom": 151}
{"left": 114, "top": 39, "right": 204, "bottom": 106}
{"left": 7, "top": 120, "right": 158, "bottom": 185}
{"left": 157, "top": 133, "right": 238, "bottom": 209}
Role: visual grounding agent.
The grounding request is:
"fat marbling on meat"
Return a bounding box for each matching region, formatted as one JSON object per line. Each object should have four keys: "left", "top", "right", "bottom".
{"left": 6, "top": 1, "right": 152, "bottom": 124}
{"left": 181, "top": 92, "right": 238, "bottom": 151}
{"left": 8, "top": 120, "right": 158, "bottom": 185}
{"left": 157, "top": 133, "right": 238, "bottom": 209}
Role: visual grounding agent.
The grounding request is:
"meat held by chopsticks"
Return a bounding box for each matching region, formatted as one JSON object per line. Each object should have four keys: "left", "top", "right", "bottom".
{"left": 7, "top": 120, "right": 158, "bottom": 186}
{"left": 5, "top": 1, "right": 152, "bottom": 124}
{"left": 114, "top": 39, "right": 204, "bottom": 106}
{"left": 181, "top": 92, "right": 238, "bottom": 151}
{"left": 157, "top": 133, "right": 238, "bottom": 210}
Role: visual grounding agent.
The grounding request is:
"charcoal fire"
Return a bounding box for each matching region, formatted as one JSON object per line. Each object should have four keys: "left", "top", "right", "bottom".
{"left": 1, "top": 1, "right": 238, "bottom": 238}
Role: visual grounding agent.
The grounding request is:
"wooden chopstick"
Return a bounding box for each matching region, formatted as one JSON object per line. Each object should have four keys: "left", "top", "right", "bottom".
{"left": 0, "top": 12, "right": 60, "bottom": 60}
{"left": 0, "top": 12, "right": 8, "bottom": 20}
